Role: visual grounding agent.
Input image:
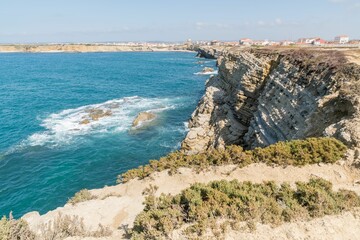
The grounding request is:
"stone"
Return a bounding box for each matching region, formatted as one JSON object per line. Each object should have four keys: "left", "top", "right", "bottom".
{"left": 132, "top": 112, "right": 156, "bottom": 127}
{"left": 201, "top": 67, "right": 215, "bottom": 73}
{"left": 79, "top": 108, "right": 112, "bottom": 124}
{"left": 80, "top": 119, "right": 90, "bottom": 125}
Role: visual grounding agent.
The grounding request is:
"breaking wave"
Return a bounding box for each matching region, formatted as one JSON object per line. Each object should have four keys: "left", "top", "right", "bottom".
{"left": 20, "top": 96, "right": 178, "bottom": 148}
{"left": 194, "top": 70, "right": 218, "bottom": 75}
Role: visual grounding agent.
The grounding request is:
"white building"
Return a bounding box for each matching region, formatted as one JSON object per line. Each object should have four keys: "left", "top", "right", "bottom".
{"left": 239, "top": 38, "right": 253, "bottom": 46}
{"left": 298, "top": 38, "right": 317, "bottom": 44}
{"left": 280, "top": 40, "right": 295, "bottom": 46}
{"left": 334, "top": 35, "right": 349, "bottom": 44}
{"left": 253, "top": 40, "right": 270, "bottom": 46}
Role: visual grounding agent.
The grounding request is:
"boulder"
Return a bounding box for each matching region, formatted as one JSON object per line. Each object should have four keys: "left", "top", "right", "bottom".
{"left": 132, "top": 112, "right": 156, "bottom": 128}
{"left": 202, "top": 67, "right": 215, "bottom": 73}
{"left": 80, "top": 108, "right": 112, "bottom": 124}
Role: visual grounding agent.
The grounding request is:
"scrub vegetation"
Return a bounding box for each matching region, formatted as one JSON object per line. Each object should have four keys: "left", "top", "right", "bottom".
{"left": 131, "top": 178, "right": 360, "bottom": 239}
{"left": 118, "top": 137, "right": 347, "bottom": 183}
{"left": 67, "top": 189, "right": 97, "bottom": 205}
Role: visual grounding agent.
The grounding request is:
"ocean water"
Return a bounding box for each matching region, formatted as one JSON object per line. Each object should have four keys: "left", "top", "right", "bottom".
{"left": 0, "top": 52, "right": 216, "bottom": 218}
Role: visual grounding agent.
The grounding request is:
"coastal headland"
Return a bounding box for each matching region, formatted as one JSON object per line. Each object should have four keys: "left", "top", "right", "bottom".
{"left": 3, "top": 45, "right": 360, "bottom": 239}
{"left": 0, "top": 43, "right": 190, "bottom": 53}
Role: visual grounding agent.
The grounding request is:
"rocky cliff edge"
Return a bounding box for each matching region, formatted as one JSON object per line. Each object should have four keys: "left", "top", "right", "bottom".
{"left": 182, "top": 47, "right": 360, "bottom": 164}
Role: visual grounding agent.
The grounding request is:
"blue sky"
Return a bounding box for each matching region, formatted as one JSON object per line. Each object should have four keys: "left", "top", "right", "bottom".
{"left": 0, "top": 0, "right": 359, "bottom": 43}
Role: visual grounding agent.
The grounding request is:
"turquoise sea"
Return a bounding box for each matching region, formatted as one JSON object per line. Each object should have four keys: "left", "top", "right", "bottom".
{"left": 0, "top": 52, "right": 216, "bottom": 218}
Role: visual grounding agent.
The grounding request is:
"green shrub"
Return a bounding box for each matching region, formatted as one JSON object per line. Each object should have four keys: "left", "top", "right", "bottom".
{"left": 118, "top": 138, "right": 347, "bottom": 183}
{"left": 67, "top": 189, "right": 97, "bottom": 205}
{"left": 131, "top": 178, "right": 360, "bottom": 239}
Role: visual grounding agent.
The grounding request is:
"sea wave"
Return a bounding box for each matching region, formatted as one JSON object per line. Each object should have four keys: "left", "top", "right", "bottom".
{"left": 194, "top": 70, "right": 218, "bottom": 75}
{"left": 18, "top": 96, "right": 177, "bottom": 148}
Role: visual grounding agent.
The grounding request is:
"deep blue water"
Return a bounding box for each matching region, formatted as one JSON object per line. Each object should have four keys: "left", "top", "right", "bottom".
{"left": 0, "top": 52, "right": 216, "bottom": 218}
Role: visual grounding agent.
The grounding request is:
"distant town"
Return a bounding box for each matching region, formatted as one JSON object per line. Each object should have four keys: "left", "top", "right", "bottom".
{"left": 188, "top": 35, "right": 360, "bottom": 47}
{"left": 0, "top": 35, "right": 359, "bottom": 53}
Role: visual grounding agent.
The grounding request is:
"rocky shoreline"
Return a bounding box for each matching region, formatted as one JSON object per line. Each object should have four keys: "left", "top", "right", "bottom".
{"left": 0, "top": 43, "right": 191, "bottom": 53}
{"left": 6, "top": 46, "right": 360, "bottom": 239}
{"left": 182, "top": 46, "right": 360, "bottom": 157}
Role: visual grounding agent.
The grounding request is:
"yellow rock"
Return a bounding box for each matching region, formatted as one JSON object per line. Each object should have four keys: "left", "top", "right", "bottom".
{"left": 132, "top": 112, "right": 156, "bottom": 127}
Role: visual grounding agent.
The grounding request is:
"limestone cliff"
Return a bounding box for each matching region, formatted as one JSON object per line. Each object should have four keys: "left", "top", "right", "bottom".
{"left": 182, "top": 48, "right": 360, "bottom": 155}
{"left": 14, "top": 47, "right": 360, "bottom": 240}
{"left": 0, "top": 43, "right": 189, "bottom": 53}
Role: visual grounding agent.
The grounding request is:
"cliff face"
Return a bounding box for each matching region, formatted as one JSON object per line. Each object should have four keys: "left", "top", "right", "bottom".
{"left": 182, "top": 48, "right": 360, "bottom": 154}
{"left": 17, "top": 47, "right": 360, "bottom": 239}
{"left": 0, "top": 44, "right": 189, "bottom": 53}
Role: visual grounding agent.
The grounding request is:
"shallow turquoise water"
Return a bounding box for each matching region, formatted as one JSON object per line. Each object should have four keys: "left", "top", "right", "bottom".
{"left": 0, "top": 52, "right": 216, "bottom": 217}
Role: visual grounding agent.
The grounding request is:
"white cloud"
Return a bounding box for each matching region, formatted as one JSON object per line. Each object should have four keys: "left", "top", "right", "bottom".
{"left": 195, "top": 22, "right": 205, "bottom": 30}
{"left": 256, "top": 18, "right": 285, "bottom": 27}
{"left": 195, "top": 22, "right": 230, "bottom": 30}
{"left": 329, "top": 0, "right": 347, "bottom": 3}
{"left": 275, "top": 18, "right": 283, "bottom": 25}
{"left": 257, "top": 20, "right": 266, "bottom": 26}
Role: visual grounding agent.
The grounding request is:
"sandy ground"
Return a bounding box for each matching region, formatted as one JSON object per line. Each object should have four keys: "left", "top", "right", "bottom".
{"left": 344, "top": 50, "right": 360, "bottom": 65}
{"left": 22, "top": 160, "right": 360, "bottom": 239}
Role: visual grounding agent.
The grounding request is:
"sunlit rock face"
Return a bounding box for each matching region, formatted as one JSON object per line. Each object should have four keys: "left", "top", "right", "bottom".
{"left": 182, "top": 48, "right": 360, "bottom": 154}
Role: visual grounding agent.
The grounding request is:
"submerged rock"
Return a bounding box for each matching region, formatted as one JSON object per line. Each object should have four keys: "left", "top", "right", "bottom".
{"left": 80, "top": 108, "right": 112, "bottom": 124}
{"left": 80, "top": 119, "right": 90, "bottom": 125}
{"left": 201, "top": 67, "right": 215, "bottom": 73}
{"left": 87, "top": 109, "right": 112, "bottom": 121}
{"left": 132, "top": 112, "right": 156, "bottom": 128}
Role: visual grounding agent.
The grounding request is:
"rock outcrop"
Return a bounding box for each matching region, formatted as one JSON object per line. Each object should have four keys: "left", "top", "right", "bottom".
{"left": 201, "top": 67, "right": 215, "bottom": 74}
{"left": 196, "top": 47, "right": 218, "bottom": 59}
{"left": 132, "top": 112, "right": 156, "bottom": 128}
{"left": 80, "top": 108, "right": 112, "bottom": 124}
{"left": 182, "top": 48, "right": 360, "bottom": 154}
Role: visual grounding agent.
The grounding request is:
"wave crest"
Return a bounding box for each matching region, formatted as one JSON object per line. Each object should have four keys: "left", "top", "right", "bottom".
{"left": 21, "top": 96, "right": 177, "bottom": 148}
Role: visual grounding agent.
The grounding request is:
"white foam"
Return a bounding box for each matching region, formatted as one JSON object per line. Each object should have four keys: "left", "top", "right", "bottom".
{"left": 22, "top": 96, "right": 178, "bottom": 148}
{"left": 183, "top": 121, "right": 189, "bottom": 130}
{"left": 194, "top": 70, "right": 218, "bottom": 75}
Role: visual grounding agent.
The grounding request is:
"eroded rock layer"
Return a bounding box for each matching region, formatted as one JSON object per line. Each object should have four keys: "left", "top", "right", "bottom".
{"left": 182, "top": 48, "right": 360, "bottom": 154}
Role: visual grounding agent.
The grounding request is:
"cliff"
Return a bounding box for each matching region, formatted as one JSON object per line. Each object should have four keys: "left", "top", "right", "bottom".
{"left": 0, "top": 43, "right": 189, "bottom": 53}
{"left": 182, "top": 47, "right": 360, "bottom": 157}
{"left": 4, "top": 46, "right": 360, "bottom": 240}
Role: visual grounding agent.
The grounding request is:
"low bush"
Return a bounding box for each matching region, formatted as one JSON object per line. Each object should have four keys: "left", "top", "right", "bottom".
{"left": 117, "top": 137, "right": 347, "bottom": 183}
{"left": 0, "top": 214, "right": 35, "bottom": 240}
{"left": 67, "top": 189, "right": 97, "bottom": 205}
{"left": 39, "top": 213, "right": 112, "bottom": 240}
{"left": 131, "top": 178, "right": 360, "bottom": 239}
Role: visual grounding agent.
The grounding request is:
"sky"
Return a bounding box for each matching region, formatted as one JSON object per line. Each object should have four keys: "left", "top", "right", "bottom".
{"left": 0, "top": 0, "right": 359, "bottom": 43}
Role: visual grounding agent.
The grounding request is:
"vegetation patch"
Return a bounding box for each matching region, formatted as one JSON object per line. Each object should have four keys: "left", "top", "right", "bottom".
{"left": 39, "top": 213, "right": 112, "bottom": 240}
{"left": 67, "top": 189, "right": 97, "bottom": 205}
{"left": 0, "top": 213, "right": 112, "bottom": 240}
{"left": 0, "top": 214, "right": 35, "bottom": 240}
{"left": 118, "top": 137, "right": 347, "bottom": 183}
{"left": 131, "top": 178, "right": 360, "bottom": 239}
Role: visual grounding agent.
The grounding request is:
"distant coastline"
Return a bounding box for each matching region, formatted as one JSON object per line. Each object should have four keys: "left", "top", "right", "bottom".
{"left": 0, "top": 43, "right": 193, "bottom": 53}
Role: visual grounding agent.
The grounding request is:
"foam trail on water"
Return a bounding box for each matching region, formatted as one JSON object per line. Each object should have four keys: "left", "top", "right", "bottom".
{"left": 194, "top": 70, "right": 218, "bottom": 75}
{"left": 20, "top": 96, "right": 178, "bottom": 148}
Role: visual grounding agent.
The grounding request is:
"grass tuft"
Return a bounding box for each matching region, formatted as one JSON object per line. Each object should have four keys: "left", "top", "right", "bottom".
{"left": 67, "top": 189, "right": 97, "bottom": 205}
{"left": 39, "top": 213, "right": 112, "bottom": 239}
